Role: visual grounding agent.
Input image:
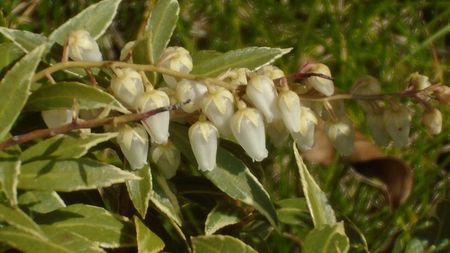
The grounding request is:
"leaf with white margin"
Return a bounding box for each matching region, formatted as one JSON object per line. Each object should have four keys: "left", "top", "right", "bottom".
{"left": 293, "top": 144, "right": 337, "bottom": 228}
{"left": 49, "top": 0, "right": 122, "bottom": 44}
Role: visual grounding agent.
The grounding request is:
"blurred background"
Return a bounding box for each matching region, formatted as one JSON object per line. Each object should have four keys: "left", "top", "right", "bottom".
{"left": 1, "top": 0, "right": 449, "bottom": 252}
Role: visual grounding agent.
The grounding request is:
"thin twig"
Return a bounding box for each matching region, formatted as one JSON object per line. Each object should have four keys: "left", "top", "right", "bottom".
{"left": 32, "top": 61, "right": 235, "bottom": 90}
{"left": 0, "top": 102, "right": 187, "bottom": 151}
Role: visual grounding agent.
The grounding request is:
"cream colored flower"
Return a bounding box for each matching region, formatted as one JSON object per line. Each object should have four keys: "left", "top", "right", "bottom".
{"left": 150, "top": 141, "right": 180, "bottom": 179}
{"left": 68, "top": 30, "right": 102, "bottom": 62}
{"left": 175, "top": 80, "right": 207, "bottom": 113}
{"left": 41, "top": 109, "right": 73, "bottom": 128}
{"left": 117, "top": 124, "right": 149, "bottom": 170}
{"left": 201, "top": 87, "right": 235, "bottom": 139}
{"left": 110, "top": 68, "right": 145, "bottom": 109}
{"left": 303, "top": 63, "right": 334, "bottom": 96}
{"left": 158, "top": 47, "right": 193, "bottom": 88}
{"left": 246, "top": 75, "right": 279, "bottom": 123}
{"left": 189, "top": 120, "right": 218, "bottom": 171}
{"left": 137, "top": 90, "right": 171, "bottom": 144}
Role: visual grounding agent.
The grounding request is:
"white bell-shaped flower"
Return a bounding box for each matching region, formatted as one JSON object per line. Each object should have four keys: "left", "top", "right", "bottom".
{"left": 137, "top": 90, "right": 171, "bottom": 144}
{"left": 257, "top": 65, "right": 285, "bottom": 80}
{"left": 117, "top": 124, "right": 149, "bottom": 170}
{"left": 291, "top": 106, "right": 317, "bottom": 151}
{"left": 201, "top": 87, "right": 235, "bottom": 139}
{"left": 303, "top": 63, "right": 334, "bottom": 96}
{"left": 42, "top": 109, "right": 73, "bottom": 128}
{"left": 366, "top": 112, "right": 390, "bottom": 146}
{"left": 230, "top": 104, "right": 268, "bottom": 161}
{"left": 246, "top": 75, "right": 279, "bottom": 123}
{"left": 150, "top": 141, "right": 180, "bottom": 179}
{"left": 326, "top": 118, "right": 355, "bottom": 156}
{"left": 189, "top": 119, "right": 218, "bottom": 171}
{"left": 175, "top": 80, "right": 207, "bottom": 113}
{"left": 158, "top": 47, "right": 193, "bottom": 88}
{"left": 68, "top": 30, "right": 102, "bottom": 62}
{"left": 422, "top": 108, "right": 442, "bottom": 135}
{"left": 278, "top": 89, "right": 302, "bottom": 133}
{"left": 110, "top": 68, "right": 145, "bottom": 109}
{"left": 383, "top": 105, "right": 411, "bottom": 147}
{"left": 409, "top": 72, "right": 431, "bottom": 90}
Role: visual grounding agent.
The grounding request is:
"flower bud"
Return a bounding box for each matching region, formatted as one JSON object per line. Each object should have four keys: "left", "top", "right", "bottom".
{"left": 278, "top": 89, "right": 302, "bottom": 133}
{"left": 366, "top": 112, "right": 391, "bottom": 146}
{"left": 230, "top": 105, "right": 268, "bottom": 161}
{"left": 218, "top": 68, "right": 249, "bottom": 89}
{"left": 150, "top": 141, "right": 180, "bottom": 179}
{"left": 110, "top": 68, "right": 145, "bottom": 109}
{"left": 117, "top": 124, "right": 149, "bottom": 170}
{"left": 291, "top": 106, "right": 317, "bottom": 151}
{"left": 257, "top": 65, "right": 285, "bottom": 80}
{"left": 422, "top": 108, "right": 442, "bottom": 135}
{"left": 175, "top": 80, "right": 207, "bottom": 113}
{"left": 201, "top": 87, "right": 235, "bottom": 139}
{"left": 303, "top": 63, "right": 334, "bottom": 96}
{"left": 326, "top": 119, "right": 355, "bottom": 156}
{"left": 435, "top": 85, "right": 450, "bottom": 106}
{"left": 383, "top": 105, "right": 411, "bottom": 147}
{"left": 68, "top": 30, "right": 102, "bottom": 62}
{"left": 158, "top": 47, "right": 193, "bottom": 88}
{"left": 409, "top": 72, "right": 431, "bottom": 90}
{"left": 42, "top": 109, "right": 73, "bottom": 128}
{"left": 189, "top": 120, "right": 218, "bottom": 171}
{"left": 246, "top": 75, "right": 279, "bottom": 123}
{"left": 137, "top": 90, "right": 171, "bottom": 144}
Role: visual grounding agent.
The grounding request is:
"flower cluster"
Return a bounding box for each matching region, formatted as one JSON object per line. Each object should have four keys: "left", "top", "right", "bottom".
{"left": 42, "top": 29, "right": 447, "bottom": 177}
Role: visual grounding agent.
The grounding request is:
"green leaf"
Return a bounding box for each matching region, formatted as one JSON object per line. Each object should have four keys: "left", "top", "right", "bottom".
{"left": 145, "top": 0, "right": 180, "bottom": 63}
{"left": 0, "top": 226, "right": 73, "bottom": 253}
{"left": 26, "top": 82, "right": 128, "bottom": 113}
{"left": 41, "top": 225, "right": 106, "bottom": 253}
{"left": 276, "top": 198, "right": 311, "bottom": 226}
{"left": 192, "top": 235, "right": 258, "bottom": 253}
{"left": 36, "top": 204, "right": 136, "bottom": 248}
{"left": 171, "top": 124, "right": 278, "bottom": 228}
{"left": 18, "top": 158, "right": 140, "bottom": 191}
{"left": 293, "top": 144, "right": 337, "bottom": 228}
{"left": 18, "top": 191, "right": 65, "bottom": 214}
{"left": 133, "top": 35, "right": 157, "bottom": 84}
{"left": 49, "top": 0, "right": 122, "bottom": 44}
{"left": 21, "top": 132, "right": 118, "bottom": 163}
{"left": 192, "top": 47, "right": 292, "bottom": 77}
{"left": 0, "top": 203, "right": 44, "bottom": 238}
{"left": 0, "top": 151, "right": 20, "bottom": 206}
{"left": 0, "top": 42, "right": 24, "bottom": 71}
{"left": 0, "top": 45, "right": 46, "bottom": 141}
{"left": 303, "top": 223, "right": 350, "bottom": 253}
{"left": 0, "top": 27, "right": 49, "bottom": 52}
{"left": 126, "top": 165, "right": 152, "bottom": 218}
{"left": 150, "top": 168, "right": 182, "bottom": 226}
{"left": 205, "top": 203, "right": 244, "bottom": 235}
{"left": 134, "top": 216, "right": 165, "bottom": 253}
{"left": 192, "top": 50, "right": 223, "bottom": 64}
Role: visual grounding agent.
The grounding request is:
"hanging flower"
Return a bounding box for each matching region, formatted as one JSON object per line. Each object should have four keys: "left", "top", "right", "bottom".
{"left": 257, "top": 65, "right": 285, "bottom": 80}
{"left": 158, "top": 47, "right": 193, "bottom": 88}
{"left": 67, "top": 30, "right": 102, "bottom": 62}
{"left": 326, "top": 118, "right": 355, "bottom": 156}
{"left": 246, "top": 74, "right": 279, "bottom": 123}
{"left": 117, "top": 124, "right": 149, "bottom": 170}
{"left": 230, "top": 103, "right": 268, "bottom": 161}
{"left": 303, "top": 63, "right": 334, "bottom": 96}
{"left": 383, "top": 105, "right": 411, "bottom": 147}
{"left": 150, "top": 141, "right": 181, "bottom": 179}
{"left": 201, "top": 86, "right": 235, "bottom": 139}
{"left": 189, "top": 119, "right": 218, "bottom": 171}
{"left": 291, "top": 106, "right": 317, "bottom": 151}
{"left": 110, "top": 68, "right": 145, "bottom": 109}
{"left": 422, "top": 108, "right": 442, "bottom": 135}
{"left": 41, "top": 109, "right": 73, "bottom": 128}
{"left": 278, "top": 89, "right": 302, "bottom": 133}
{"left": 136, "top": 89, "right": 171, "bottom": 144}
{"left": 175, "top": 80, "right": 208, "bottom": 113}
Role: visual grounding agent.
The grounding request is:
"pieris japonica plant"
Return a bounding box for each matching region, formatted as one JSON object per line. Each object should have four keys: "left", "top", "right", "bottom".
{"left": 0, "top": 0, "right": 448, "bottom": 253}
